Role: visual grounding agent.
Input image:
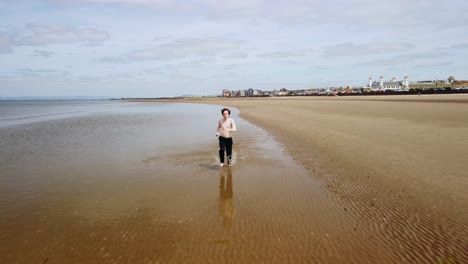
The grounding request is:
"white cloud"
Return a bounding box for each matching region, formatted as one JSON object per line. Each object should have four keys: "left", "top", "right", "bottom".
{"left": 1, "top": 0, "right": 468, "bottom": 97}
{"left": 413, "top": 61, "right": 454, "bottom": 68}
{"left": 166, "top": 72, "right": 204, "bottom": 82}
{"left": 0, "top": 33, "right": 14, "bottom": 53}
{"left": 322, "top": 42, "right": 415, "bottom": 57}
{"left": 450, "top": 43, "right": 468, "bottom": 49}
{"left": 222, "top": 52, "right": 248, "bottom": 59}
{"left": 257, "top": 50, "right": 308, "bottom": 58}
{"left": 14, "top": 68, "right": 61, "bottom": 78}
{"left": 31, "top": 50, "right": 55, "bottom": 58}
{"left": 98, "top": 56, "right": 129, "bottom": 64}
{"left": 19, "top": 23, "right": 110, "bottom": 46}
{"left": 71, "top": 0, "right": 468, "bottom": 29}
{"left": 101, "top": 37, "right": 242, "bottom": 62}
{"left": 0, "top": 24, "right": 110, "bottom": 53}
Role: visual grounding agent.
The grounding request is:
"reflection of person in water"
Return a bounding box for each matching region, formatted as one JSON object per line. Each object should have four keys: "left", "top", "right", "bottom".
{"left": 219, "top": 167, "right": 236, "bottom": 228}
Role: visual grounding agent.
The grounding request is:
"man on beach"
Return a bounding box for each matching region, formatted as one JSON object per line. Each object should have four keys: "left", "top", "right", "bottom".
{"left": 216, "top": 108, "right": 237, "bottom": 166}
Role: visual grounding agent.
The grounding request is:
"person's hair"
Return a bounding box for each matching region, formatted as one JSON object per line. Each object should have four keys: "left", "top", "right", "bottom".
{"left": 221, "top": 108, "right": 231, "bottom": 115}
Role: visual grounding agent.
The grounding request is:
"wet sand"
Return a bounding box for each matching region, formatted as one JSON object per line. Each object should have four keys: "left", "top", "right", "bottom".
{"left": 156, "top": 94, "right": 468, "bottom": 263}
{"left": 0, "top": 102, "right": 385, "bottom": 263}
{"left": 2, "top": 97, "right": 467, "bottom": 263}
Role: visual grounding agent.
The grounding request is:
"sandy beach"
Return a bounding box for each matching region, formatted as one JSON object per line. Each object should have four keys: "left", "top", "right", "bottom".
{"left": 159, "top": 94, "right": 468, "bottom": 263}
{"left": 1, "top": 96, "right": 467, "bottom": 263}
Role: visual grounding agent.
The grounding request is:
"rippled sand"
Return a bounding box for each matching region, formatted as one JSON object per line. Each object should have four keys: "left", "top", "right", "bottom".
{"left": 166, "top": 94, "right": 468, "bottom": 263}
{"left": 1, "top": 96, "right": 467, "bottom": 263}
{"left": 0, "top": 103, "right": 371, "bottom": 263}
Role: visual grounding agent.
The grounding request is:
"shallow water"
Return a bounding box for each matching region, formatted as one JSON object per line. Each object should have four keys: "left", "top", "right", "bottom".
{"left": 0, "top": 101, "right": 333, "bottom": 263}
{"left": 1, "top": 100, "right": 455, "bottom": 263}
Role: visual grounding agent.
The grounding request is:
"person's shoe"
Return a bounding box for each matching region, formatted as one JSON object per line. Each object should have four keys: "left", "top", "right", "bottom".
{"left": 220, "top": 163, "right": 224, "bottom": 167}
{"left": 227, "top": 159, "right": 231, "bottom": 166}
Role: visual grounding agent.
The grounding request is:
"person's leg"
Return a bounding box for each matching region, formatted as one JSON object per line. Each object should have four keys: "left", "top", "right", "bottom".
{"left": 219, "top": 136, "right": 226, "bottom": 164}
{"left": 226, "top": 138, "right": 233, "bottom": 164}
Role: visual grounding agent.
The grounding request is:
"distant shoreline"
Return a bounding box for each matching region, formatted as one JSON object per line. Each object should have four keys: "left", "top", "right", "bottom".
{"left": 126, "top": 92, "right": 468, "bottom": 104}
{"left": 120, "top": 89, "right": 468, "bottom": 101}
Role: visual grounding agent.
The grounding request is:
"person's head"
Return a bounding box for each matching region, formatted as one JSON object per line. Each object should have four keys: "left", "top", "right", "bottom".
{"left": 221, "top": 108, "right": 230, "bottom": 118}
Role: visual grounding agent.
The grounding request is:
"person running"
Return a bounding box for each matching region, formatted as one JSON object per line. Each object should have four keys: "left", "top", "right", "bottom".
{"left": 216, "top": 108, "right": 237, "bottom": 166}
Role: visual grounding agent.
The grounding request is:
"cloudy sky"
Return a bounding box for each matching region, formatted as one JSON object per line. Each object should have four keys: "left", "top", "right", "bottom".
{"left": 1, "top": 0, "right": 467, "bottom": 98}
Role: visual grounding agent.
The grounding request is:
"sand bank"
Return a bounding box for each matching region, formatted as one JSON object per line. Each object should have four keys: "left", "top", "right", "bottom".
{"left": 156, "top": 94, "right": 468, "bottom": 262}
{"left": 4, "top": 98, "right": 466, "bottom": 263}
{"left": 2, "top": 102, "right": 382, "bottom": 263}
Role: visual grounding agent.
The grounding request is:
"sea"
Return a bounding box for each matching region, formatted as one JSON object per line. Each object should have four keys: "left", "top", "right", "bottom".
{"left": 0, "top": 100, "right": 243, "bottom": 202}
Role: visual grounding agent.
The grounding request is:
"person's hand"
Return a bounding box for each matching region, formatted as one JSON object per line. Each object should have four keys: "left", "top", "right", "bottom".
{"left": 216, "top": 132, "right": 220, "bottom": 137}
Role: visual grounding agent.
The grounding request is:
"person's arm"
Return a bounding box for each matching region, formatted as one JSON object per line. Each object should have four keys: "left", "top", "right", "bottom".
{"left": 216, "top": 120, "right": 221, "bottom": 137}
{"left": 228, "top": 119, "right": 237, "bottom": 132}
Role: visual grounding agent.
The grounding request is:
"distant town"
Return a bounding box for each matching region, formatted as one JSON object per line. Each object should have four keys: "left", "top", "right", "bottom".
{"left": 221, "top": 76, "right": 468, "bottom": 98}
{"left": 114, "top": 75, "right": 468, "bottom": 100}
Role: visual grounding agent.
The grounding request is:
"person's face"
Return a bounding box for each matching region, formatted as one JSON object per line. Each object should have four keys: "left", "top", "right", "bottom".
{"left": 222, "top": 110, "right": 230, "bottom": 119}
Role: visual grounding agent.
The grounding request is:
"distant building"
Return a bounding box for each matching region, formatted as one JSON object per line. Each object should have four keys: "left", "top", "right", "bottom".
{"left": 274, "top": 88, "right": 288, "bottom": 96}
{"left": 449, "top": 76, "right": 468, "bottom": 88}
{"left": 408, "top": 78, "right": 451, "bottom": 90}
{"left": 368, "top": 76, "right": 409, "bottom": 91}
